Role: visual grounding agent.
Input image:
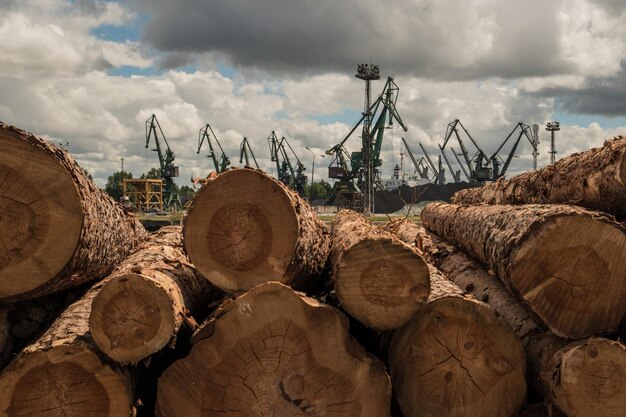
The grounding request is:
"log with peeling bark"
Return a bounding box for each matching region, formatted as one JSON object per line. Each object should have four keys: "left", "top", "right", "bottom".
{"left": 89, "top": 225, "right": 221, "bottom": 364}
{"left": 0, "top": 122, "right": 147, "bottom": 301}
{"left": 386, "top": 219, "right": 626, "bottom": 417}
{"left": 452, "top": 135, "right": 626, "bottom": 219}
{"left": 0, "top": 283, "right": 134, "bottom": 417}
{"left": 388, "top": 264, "right": 526, "bottom": 417}
{"left": 183, "top": 167, "right": 330, "bottom": 293}
{"left": 329, "top": 209, "right": 430, "bottom": 330}
{"left": 420, "top": 203, "right": 626, "bottom": 339}
{"left": 156, "top": 282, "right": 391, "bottom": 417}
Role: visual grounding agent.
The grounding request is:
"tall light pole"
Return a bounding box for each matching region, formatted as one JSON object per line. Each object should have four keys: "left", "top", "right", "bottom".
{"left": 305, "top": 146, "right": 325, "bottom": 185}
{"left": 356, "top": 63, "right": 380, "bottom": 215}
{"left": 546, "top": 121, "right": 560, "bottom": 165}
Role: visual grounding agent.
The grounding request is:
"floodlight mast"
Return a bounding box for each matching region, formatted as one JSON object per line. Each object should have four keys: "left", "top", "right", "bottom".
{"left": 355, "top": 63, "right": 381, "bottom": 215}
{"left": 546, "top": 121, "right": 560, "bottom": 164}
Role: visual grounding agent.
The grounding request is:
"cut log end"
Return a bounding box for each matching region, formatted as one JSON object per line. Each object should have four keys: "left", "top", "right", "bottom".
{"left": 0, "top": 131, "right": 82, "bottom": 299}
{"left": 555, "top": 338, "right": 626, "bottom": 417}
{"left": 157, "top": 282, "right": 391, "bottom": 417}
{"left": 89, "top": 273, "right": 176, "bottom": 363}
{"left": 0, "top": 345, "right": 132, "bottom": 417}
{"left": 390, "top": 297, "right": 526, "bottom": 417}
{"left": 510, "top": 214, "right": 626, "bottom": 338}
{"left": 184, "top": 169, "right": 300, "bottom": 292}
{"left": 336, "top": 238, "right": 430, "bottom": 330}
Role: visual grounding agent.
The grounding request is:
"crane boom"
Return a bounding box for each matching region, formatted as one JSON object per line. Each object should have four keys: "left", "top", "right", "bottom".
{"left": 239, "top": 137, "right": 259, "bottom": 169}
{"left": 198, "top": 123, "right": 230, "bottom": 174}
{"left": 145, "top": 114, "right": 181, "bottom": 209}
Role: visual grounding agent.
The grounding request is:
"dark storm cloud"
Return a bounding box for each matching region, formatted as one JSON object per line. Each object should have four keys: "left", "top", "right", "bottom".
{"left": 527, "top": 62, "right": 626, "bottom": 117}
{"left": 137, "top": 0, "right": 570, "bottom": 80}
{"left": 157, "top": 52, "right": 195, "bottom": 70}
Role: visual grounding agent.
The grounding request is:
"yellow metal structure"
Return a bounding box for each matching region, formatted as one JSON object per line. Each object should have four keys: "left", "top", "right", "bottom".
{"left": 123, "top": 179, "right": 163, "bottom": 211}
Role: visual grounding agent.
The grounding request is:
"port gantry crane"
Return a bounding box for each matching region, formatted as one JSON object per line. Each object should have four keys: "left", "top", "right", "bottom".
{"left": 417, "top": 142, "right": 448, "bottom": 184}
{"left": 239, "top": 137, "right": 259, "bottom": 169}
{"left": 401, "top": 137, "right": 429, "bottom": 180}
{"left": 439, "top": 119, "right": 538, "bottom": 183}
{"left": 325, "top": 70, "right": 408, "bottom": 211}
{"left": 145, "top": 114, "right": 182, "bottom": 209}
{"left": 267, "top": 131, "right": 307, "bottom": 196}
{"left": 197, "top": 123, "right": 230, "bottom": 174}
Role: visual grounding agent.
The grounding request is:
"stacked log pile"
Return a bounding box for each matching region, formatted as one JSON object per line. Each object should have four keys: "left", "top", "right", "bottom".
{"left": 1, "top": 121, "right": 624, "bottom": 417}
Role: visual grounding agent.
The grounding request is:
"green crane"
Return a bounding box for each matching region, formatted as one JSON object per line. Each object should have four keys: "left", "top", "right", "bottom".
{"left": 267, "top": 131, "right": 307, "bottom": 196}
{"left": 145, "top": 114, "right": 182, "bottom": 209}
{"left": 197, "top": 123, "right": 230, "bottom": 174}
{"left": 239, "top": 137, "right": 259, "bottom": 169}
{"left": 325, "top": 75, "right": 408, "bottom": 209}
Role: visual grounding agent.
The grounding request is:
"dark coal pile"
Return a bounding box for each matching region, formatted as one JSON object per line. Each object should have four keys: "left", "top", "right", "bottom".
{"left": 375, "top": 182, "right": 479, "bottom": 213}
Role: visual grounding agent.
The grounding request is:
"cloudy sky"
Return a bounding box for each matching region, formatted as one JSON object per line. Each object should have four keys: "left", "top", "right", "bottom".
{"left": 1, "top": 0, "right": 626, "bottom": 187}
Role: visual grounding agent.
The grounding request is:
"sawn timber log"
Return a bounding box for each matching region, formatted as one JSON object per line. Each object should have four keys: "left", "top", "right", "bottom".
{"left": 386, "top": 219, "right": 626, "bottom": 417}
{"left": 156, "top": 282, "right": 391, "bottom": 417}
{"left": 183, "top": 168, "right": 330, "bottom": 293}
{"left": 90, "top": 226, "right": 220, "bottom": 364}
{"left": 388, "top": 263, "right": 526, "bottom": 417}
{"left": 452, "top": 135, "right": 626, "bottom": 219}
{"left": 420, "top": 203, "right": 626, "bottom": 339}
{"left": 329, "top": 209, "right": 430, "bottom": 330}
{"left": 0, "top": 283, "right": 135, "bottom": 417}
{"left": 0, "top": 121, "right": 147, "bottom": 301}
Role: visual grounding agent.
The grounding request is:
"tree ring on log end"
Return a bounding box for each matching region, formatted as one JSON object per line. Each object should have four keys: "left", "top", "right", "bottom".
{"left": 0, "top": 130, "right": 82, "bottom": 299}
{"left": 156, "top": 282, "right": 390, "bottom": 417}
{"left": 199, "top": 319, "right": 358, "bottom": 416}
{"left": 559, "top": 338, "right": 626, "bottom": 417}
{"left": 389, "top": 298, "right": 526, "bottom": 417}
{"left": 90, "top": 273, "right": 176, "bottom": 363}
{"left": 336, "top": 239, "right": 430, "bottom": 330}
{"left": 510, "top": 215, "right": 626, "bottom": 338}
{"left": 0, "top": 346, "right": 131, "bottom": 417}
{"left": 184, "top": 169, "right": 299, "bottom": 292}
{"left": 207, "top": 203, "right": 272, "bottom": 271}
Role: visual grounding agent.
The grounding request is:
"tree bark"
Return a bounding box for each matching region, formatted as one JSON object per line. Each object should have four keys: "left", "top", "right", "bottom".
{"left": 388, "top": 264, "right": 526, "bottom": 417}
{"left": 0, "top": 283, "right": 135, "bottom": 417}
{"left": 0, "top": 122, "right": 147, "bottom": 301}
{"left": 90, "top": 226, "right": 221, "bottom": 364}
{"left": 156, "top": 282, "right": 391, "bottom": 417}
{"left": 420, "top": 203, "right": 626, "bottom": 339}
{"left": 329, "top": 209, "right": 430, "bottom": 330}
{"left": 452, "top": 135, "right": 626, "bottom": 219}
{"left": 183, "top": 167, "right": 330, "bottom": 293}
{"left": 386, "top": 219, "right": 626, "bottom": 417}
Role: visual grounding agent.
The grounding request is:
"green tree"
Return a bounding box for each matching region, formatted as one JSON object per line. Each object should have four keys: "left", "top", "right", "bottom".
{"left": 104, "top": 171, "right": 133, "bottom": 201}
{"left": 306, "top": 180, "right": 332, "bottom": 201}
{"left": 179, "top": 185, "right": 196, "bottom": 204}
{"left": 141, "top": 167, "right": 162, "bottom": 179}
